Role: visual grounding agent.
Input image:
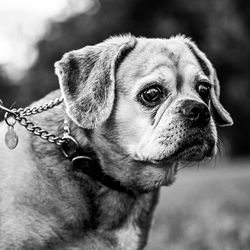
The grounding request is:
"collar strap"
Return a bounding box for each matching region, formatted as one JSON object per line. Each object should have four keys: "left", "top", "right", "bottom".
{"left": 61, "top": 135, "right": 134, "bottom": 195}
{"left": 72, "top": 156, "right": 134, "bottom": 195}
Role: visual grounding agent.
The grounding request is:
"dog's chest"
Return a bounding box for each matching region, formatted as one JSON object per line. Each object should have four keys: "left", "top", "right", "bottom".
{"left": 95, "top": 190, "right": 159, "bottom": 250}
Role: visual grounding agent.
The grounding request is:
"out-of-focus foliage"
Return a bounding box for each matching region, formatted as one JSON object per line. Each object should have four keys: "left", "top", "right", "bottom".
{"left": 0, "top": 0, "right": 249, "bottom": 156}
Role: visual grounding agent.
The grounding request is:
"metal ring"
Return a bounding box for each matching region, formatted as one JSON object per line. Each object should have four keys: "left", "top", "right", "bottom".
{"left": 4, "top": 112, "right": 17, "bottom": 127}
{"left": 61, "top": 135, "right": 80, "bottom": 159}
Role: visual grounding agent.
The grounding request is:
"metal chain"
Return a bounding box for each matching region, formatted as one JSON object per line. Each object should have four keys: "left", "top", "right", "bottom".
{"left": 13, "top": 97, "right": 64, "bottom": 116}
{"left": 1, "top": 97, "right": 67, "bottom": 146}
{"left": 14, "top": 115, "right": 66, "bottom": 145}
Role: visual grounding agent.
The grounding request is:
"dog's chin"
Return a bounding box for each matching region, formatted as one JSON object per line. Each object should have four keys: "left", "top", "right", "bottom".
{"left": 146, "top": 141, "right": 215, "bottom": 167}
{"left": 131, "top": 137, "right": 216, "bottom": 191}
{"left": 170, "top": 143, "right": 215, "bottom": 163}
{"left": 161, "top": 135, "right": 216, "bottom": 163}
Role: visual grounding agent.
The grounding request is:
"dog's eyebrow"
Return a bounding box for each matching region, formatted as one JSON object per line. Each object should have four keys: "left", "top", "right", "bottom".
{"left": 132, "top": 74, "right": 171, "bottom": 97}
{"left": 195, "top": 74, "right": 214, "bottom": 87}
{"left": 185, "top": 43, "right": 211, "bottom": 78}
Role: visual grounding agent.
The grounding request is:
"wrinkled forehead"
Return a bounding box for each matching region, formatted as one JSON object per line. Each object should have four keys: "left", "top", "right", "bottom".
{"left": 116, "top": 38, "right": 204, "bottom": 93}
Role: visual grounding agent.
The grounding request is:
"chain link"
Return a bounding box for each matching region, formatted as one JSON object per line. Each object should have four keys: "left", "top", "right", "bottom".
{"left": 1, "top": 97, "right": 67, "bottom": 146}
{"left": 14, "top": 115, "right": 66, "bottom": 145}
{"left": 13, "top": 97, "right": 64, "bottom": 116}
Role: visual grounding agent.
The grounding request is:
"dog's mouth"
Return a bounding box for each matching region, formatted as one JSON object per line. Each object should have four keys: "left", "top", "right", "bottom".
{"left": 170, "top": 137, "right": 215, "bottom": 162}
{"left": 145, "top": 134, "right": 215, "bottom": 166}
{"left": 143, "top": 137, "right": 214, "bottom": 186}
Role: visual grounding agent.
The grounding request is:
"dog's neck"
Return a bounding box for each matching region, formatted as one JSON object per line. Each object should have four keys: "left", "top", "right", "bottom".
{"left": 61, "top": 117, "right": 132, "bottom": 194}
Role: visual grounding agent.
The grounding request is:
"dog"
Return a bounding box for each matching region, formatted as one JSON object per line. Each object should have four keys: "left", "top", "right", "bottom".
{"left": 0, "top": 34, "right": 233, "bottom": 250}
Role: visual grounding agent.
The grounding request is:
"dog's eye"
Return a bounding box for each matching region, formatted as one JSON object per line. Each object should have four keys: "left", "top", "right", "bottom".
{"left": 140, "top": 86, "right": 163, "bottom": 106}
{"left": 197, "top": 83, "right": 211, "bottom": 101}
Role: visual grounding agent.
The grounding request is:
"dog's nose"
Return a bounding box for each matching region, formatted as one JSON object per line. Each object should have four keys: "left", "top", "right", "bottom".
{"left": 180, "top": 100, "right": 210, "bottom": 126}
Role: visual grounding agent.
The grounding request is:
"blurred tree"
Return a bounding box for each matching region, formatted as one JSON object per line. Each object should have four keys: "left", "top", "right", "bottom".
{"left": 0, "top": 0, "right": 249, "bottom": 156}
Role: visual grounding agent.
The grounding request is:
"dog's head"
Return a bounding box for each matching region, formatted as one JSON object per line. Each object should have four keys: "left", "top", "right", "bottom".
{"left": 55, "top": 35, "right": 233, "bottom": 192}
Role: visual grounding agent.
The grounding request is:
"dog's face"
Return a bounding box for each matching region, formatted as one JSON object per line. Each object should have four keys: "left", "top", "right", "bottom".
{"left": 55, "top": 35, "right": 233, "bottom": 191}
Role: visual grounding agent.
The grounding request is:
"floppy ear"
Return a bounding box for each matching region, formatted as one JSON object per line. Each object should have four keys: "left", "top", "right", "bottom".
{"left": 209, "top": 70, "right": 233, "bottom": 127}
{"left": 185, "top": 40, "right": 233, "bottom": 127}
{"left": 55, "top": 35, "right": 137, "bottom": 128}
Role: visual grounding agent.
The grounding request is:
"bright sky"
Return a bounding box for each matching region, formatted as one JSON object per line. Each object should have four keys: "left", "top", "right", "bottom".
{"left": 0, "top": 0, "right": 93, "bottom": 81}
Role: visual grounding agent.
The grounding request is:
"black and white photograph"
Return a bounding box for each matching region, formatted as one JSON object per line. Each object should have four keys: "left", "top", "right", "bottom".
{"left": 0, "top": 0, "right": 249, "bottom": 249}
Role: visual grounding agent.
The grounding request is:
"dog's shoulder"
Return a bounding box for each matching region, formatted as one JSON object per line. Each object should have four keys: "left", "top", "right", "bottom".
{"left": 0, "top": 90, "right": 94, "bottom": 249}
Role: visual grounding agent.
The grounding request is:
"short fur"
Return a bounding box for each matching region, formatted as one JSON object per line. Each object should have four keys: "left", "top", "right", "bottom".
{"left": 0, "top": 34, "right": 233, "bottom": 250}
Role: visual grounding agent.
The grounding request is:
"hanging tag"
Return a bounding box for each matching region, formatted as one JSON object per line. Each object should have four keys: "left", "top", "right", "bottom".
{"left": 5, "top": 126, "right": 18, "bottom": 150}
{"left": 4, "top": 113, "right": 18, "bottom": 150}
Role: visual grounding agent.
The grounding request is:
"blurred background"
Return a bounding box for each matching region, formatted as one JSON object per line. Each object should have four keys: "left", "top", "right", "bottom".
{"left": 0, "top": 0, "right": 249, "bottom": 249}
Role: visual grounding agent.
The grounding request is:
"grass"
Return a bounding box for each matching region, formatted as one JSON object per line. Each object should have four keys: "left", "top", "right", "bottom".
{"left": 146, "top": 160, "right": 250, "bottom": 250}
